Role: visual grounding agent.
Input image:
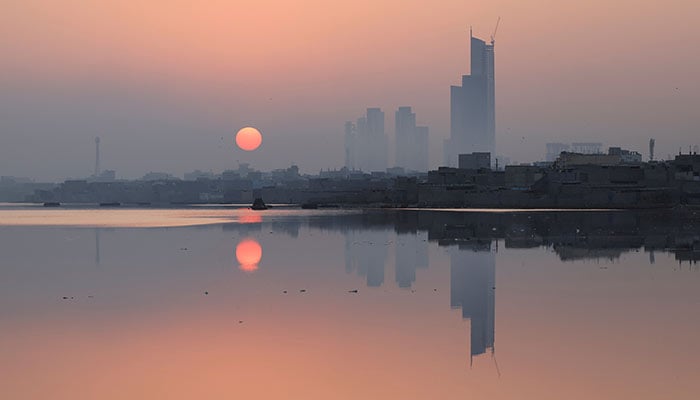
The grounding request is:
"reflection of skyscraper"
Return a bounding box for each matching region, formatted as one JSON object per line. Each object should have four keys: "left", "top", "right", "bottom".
{"left": 445, "top": 32, "right": 495, "bottom": 166}
{"left": 344, "top": 230, "right": 388, "bottom": 287}
{"left": 449, "top": 242, "right": 495, "bottom": 362}
{"left": 395, "top": 232, "right": 428, "bottom": 288}
{"left": 340, "top": 217, "right": 497, "bottom": 365}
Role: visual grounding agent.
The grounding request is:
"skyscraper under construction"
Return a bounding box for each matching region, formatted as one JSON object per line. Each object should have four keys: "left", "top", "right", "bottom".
{"left": 445, "top": 30, "right": 495, "bottom": 166}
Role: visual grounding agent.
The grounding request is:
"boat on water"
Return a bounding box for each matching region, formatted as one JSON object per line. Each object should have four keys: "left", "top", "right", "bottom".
{"left": 250, "top": 198, "right": 268, "bottom": 210}
{"left": 43, "top": 202, "right": 60, "bottom": 207}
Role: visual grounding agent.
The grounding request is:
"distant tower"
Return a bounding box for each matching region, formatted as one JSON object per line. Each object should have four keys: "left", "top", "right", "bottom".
{"left": 649, "top": 138, "right": 655, "bottom": 161}
{"left": 95, "top": 137, "right": 101, "bottom": 176}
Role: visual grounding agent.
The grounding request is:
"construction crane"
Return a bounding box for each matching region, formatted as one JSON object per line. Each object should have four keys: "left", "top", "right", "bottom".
{"left": 490, "top": 17, "right": 501, "bottom": 45}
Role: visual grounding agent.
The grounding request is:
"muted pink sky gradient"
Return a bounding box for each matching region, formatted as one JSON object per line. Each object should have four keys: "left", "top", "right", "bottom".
{"left": 1, "top": 0, "right": 699, "bottom": 180}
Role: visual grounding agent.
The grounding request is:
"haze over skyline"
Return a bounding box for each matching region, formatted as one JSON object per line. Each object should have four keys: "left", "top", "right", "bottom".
{"left": 1, "top": 0, "right": 699, "bottom": 181}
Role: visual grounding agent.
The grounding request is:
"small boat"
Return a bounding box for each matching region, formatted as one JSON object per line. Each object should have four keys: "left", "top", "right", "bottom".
{"left": 43, "top": 202, "right": 60, "bottom": 207}
{"left": 250, "top": 198, "right": 268, "bottom": 210}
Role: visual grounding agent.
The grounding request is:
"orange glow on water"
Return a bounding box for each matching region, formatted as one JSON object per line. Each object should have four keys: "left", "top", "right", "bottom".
{"left": 236, "top": 238, "right": 262, "bottom": 272}
{"left": 235, "top": 127, "right": 262, "bottom": 151}
{"left": 238, "top": 212, "right": 262, "bottom": 224}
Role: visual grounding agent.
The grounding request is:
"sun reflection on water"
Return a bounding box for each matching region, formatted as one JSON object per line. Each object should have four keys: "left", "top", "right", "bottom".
{"left": 236, "top": 238, "right": 262, "bottom": 272}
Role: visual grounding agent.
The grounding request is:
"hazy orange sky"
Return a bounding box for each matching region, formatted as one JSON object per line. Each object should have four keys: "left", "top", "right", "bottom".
{"left": 1, "top": 0, "right": 699, "bottom": 180}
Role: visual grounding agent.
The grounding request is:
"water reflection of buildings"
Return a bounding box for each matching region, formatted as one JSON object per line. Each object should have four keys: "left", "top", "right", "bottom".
{"left": 395, "top": 232, "right": 428, "bottom": 288}
{"left": 343, "top": 224, "right": 494, "bottom": 363}
{"left": 331, "top": 209, "right": 700, "bottom": 364}
{"left": 345, "top": 230, "right": 388, "bottom": 287}
{"left": 219, "top": 209, "right": 698, "bottom": 367}
{"left": 449, "top": 242, "right": 495, "bottom": 362}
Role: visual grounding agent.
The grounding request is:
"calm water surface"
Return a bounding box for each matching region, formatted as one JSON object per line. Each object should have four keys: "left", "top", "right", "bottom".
{"left": 1, "top": 206, "right": 698, "bottom": 399}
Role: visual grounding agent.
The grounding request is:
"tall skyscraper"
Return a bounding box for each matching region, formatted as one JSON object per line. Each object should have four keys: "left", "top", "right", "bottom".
{"left": 345, "top": 108, "right": 388, "bottom": 172}
{"left": 395, "top": 106, "right": 429, "bottom": 172}
{"left": 445, "top": 31, "right": 495, "bottom": 167}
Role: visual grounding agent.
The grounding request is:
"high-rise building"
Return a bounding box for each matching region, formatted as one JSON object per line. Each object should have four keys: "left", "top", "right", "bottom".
{"left": 395, "top": 106, "right": 429, "bottom": 172}
{"left": 395, "top": 106, "right": 416, "bottom": 169}
{"left": 345, "top": 108, "right": 388, "bottom": 172}
{"left": 415, "top": 126, "right": 429, "bottom": 172}
{"left": 445, "top": 31, "right": 495, "bottom": 167}
{"left": 344, "top": 121, "right": 357, "bottom": 170}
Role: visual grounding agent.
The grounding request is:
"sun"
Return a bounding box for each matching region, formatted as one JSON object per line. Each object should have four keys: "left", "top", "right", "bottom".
{"left": 235, "top": 127, "right": 262, "bottom": 151}
{"left": 236, "top": 238, "right": 262, "bottom": 272}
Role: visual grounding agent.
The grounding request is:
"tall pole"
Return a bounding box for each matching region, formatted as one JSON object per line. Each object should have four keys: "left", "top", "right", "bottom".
{"left": 95, "top": 137, "right": 101, "bottom": 176}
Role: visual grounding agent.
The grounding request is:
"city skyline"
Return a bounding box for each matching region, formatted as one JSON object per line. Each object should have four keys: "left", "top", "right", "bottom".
{"left": 1, "top": 1, "right": 699, "bottom": 181}
{"left": 346, "top": 106, "right": 429, "bottom": 173}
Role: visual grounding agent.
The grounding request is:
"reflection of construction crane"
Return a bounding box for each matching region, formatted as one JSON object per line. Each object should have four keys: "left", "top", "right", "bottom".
{"left": 490, "top": 17, "right": 501, "bottom": 45}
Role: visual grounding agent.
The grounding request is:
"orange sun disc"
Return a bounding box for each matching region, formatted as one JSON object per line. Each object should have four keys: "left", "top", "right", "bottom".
{"left": 235, "top": 127, "right": 262, "bottom": 151}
